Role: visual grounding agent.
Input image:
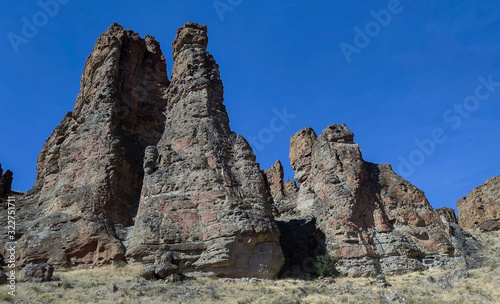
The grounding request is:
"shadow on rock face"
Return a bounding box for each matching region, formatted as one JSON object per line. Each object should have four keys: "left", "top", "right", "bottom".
{"left": 277, "top": 216, "right": 326, "bottom": 279}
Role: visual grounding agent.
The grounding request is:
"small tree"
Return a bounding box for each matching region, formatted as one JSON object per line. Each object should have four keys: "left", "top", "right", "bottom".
{"left": 316, "top": 254, "right": 340, "bottom": 277}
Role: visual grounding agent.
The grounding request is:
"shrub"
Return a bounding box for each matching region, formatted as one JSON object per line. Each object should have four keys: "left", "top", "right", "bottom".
{"left": 0, "top": 293, "right": 14, "bottom": 302}
{"left": 316, "top": 254, "right": 340, "bottom": 277}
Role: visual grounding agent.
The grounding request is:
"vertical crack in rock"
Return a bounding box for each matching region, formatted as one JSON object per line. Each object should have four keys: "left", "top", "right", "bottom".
{"left": 126, "top": 22, "right": 284, "bottom": 278}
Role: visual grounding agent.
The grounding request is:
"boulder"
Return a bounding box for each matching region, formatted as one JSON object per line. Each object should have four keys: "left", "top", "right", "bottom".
{"left": 479, "top": 219, "right": 500, "bottom": 232}
{"left": 21, "top": 263, "right": 54, "bottom": 282}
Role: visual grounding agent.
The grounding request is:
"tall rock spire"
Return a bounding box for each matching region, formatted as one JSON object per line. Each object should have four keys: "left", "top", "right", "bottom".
{"left": 16, "top": 23, "right": 169, "bottom": 266}
{"left": 127, "top": 22, "right": 284, "bottom": 278}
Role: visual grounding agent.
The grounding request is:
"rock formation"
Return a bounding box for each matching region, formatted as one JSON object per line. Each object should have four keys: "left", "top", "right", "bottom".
{"left": 4, "top": 22, "right": 284, "bottom": 278}
{"left": 14, "top": 23, "right": 170, "bottom": 266}
{"left": 21, "top": 263, "right": 54, "bottom": 282}
{"left": 0, "top": 163, "right": 13, "bottom": 198}
{"left": 265, "top": 160, "right": 285, "bottom": 203}
{"left": 437, "top": 207, "right": 481, "bottom": 268}
{"left": 127, "top": 22, "right": 283, "bottom": 278}
{"left": 270, "top": 124, "right": 475, "bottom": 276}
{"left": 264, "top": 160, "right": 298, "bottom": 217}
{"left": 4, "top": 21, "right": 483, "bottom": 279}
{"left": 456, "top": 176, "right": 500, "bottom": 229}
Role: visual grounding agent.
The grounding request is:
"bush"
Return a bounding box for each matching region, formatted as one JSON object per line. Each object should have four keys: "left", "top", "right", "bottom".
{"left": 316, "top": 254, "right": 340, "bottom": 277}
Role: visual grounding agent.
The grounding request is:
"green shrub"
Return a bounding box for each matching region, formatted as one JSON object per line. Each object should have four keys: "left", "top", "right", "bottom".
{"left": 0, "top": 293, "right": 14, "bottom": 302}
{"left": 316, "top": 254, "right": 340, "bottom": 277}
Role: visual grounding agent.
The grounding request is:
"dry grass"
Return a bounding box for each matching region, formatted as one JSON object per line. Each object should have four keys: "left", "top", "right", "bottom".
{"left": 1, "top": 230, "right": 499, "bottom": 304}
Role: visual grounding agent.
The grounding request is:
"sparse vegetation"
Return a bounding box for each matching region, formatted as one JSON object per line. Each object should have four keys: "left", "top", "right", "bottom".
{"left": 315, "top": 254, "right": 339, "bottom": 278}
{"left": 0, "top": 293, "right": 14, "bottom": 302}
{"left": 0, "top": 230, "right": 498, "bottom": 304}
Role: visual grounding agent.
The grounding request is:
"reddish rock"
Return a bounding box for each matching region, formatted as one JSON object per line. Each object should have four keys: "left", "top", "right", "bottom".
{"left": 284, "top": 124, "right": 470, "bottom": 276}
{"left": 265, "top": 160, "right": 285, "bottom": 202}
{"left": 457, "top": 176, "right": 500, "bottom": 229}
{"left": 8, "top": 21, "right": 482, "bottom": 279}
{"left": 127, "top": 22, "right": 283, "bottom": 278}
{"left": 264, "top": 161, "right": 299, "bottom": 218}
{"left": 15, "top": 23, "right": 169, "bottom": 266}
{"left": 284, "top": 180, "right": 298, "bottom": 196}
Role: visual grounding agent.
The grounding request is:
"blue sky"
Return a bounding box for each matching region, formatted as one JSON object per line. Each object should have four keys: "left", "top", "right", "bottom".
{"left": 1, "top": 0, "right": 499, "bottom": 211}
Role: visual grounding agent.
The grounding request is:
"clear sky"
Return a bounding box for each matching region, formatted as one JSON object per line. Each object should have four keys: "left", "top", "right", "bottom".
{"left": 1, "top": 0, "right": 499, "bottom": 212}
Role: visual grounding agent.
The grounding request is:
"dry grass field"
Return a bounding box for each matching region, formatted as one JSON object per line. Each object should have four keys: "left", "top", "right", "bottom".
{"left": 1, "top": 230, "right": 499, "bottom": 304}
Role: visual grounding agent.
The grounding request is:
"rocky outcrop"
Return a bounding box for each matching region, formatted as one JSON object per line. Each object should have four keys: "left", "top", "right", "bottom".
{"left": 264, "top": 160, "right": 298, "bottom": 217}
{"left": 457, "top": 176, "right": 500, "bottom": 229}
{"left": 15, "top": 23, "right": 170, "bottom": 266}
{"left": 265, "top": 160, "right": 285, "bottom": 203}
{"left": 126, "top": 22, "right": 283, "bottom": 278}
{"left": 9, "top": 21, "right": 483, "bottom": 279}
{"left": 21, "top": 263, "right": 54, "bottom": 282}
{"left": 437, "top": 208, "right": 481, "bottom": 269}
{"left": 273, "top": 124, "right": 475, "bottom": 276}
{"left": 0, "top": 163, "right": 13, "bottom": 198}
{"left": 479, "top": 219, "right": 500, "bottom": 232}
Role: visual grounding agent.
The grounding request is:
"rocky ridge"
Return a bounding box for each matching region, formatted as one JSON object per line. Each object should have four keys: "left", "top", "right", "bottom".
{"left": 12, "top": 23, "right": 170, "bottom": 267}
{"left": 1, "top": 22, "right": 485, "bottom": 279}
{"left": 269, "top": 124, "right": 478, "bottom": 276}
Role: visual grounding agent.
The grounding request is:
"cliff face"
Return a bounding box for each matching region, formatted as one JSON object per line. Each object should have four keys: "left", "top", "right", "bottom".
{"left": 127, "top": 23, "right": 283, "bottom": 278}
{"left": 457, "top": 176, "right": 500, "bottom": 229}
{"left": 16, "top": 23, "right": 170, "bottom": 266}
{"left": 9, "top": 22, "right": 482, "bottom": 278}
{"left": 12, "top": 22, "right": 284, "bottom": 278}
{"left": 270, "top": 124, "right": 475, "bottom": 277}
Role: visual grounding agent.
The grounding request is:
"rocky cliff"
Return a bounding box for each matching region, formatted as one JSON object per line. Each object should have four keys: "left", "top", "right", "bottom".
{"left": 14, "top": 23, "right": 170, "bottom": 266}
{"left": 6, "top": 22, "right": 482, "bottom": 279}
{"left": 10, "top": 22, "right": 283, "bottom": 279}
{"left": 127, "top": 22, "right": 283, "bottom": 278}
{"left": 457, "top": 176, "right": 500, "bottom": 229}
{"left": 270, "top": 124, "right": 476, "bottom": 277}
